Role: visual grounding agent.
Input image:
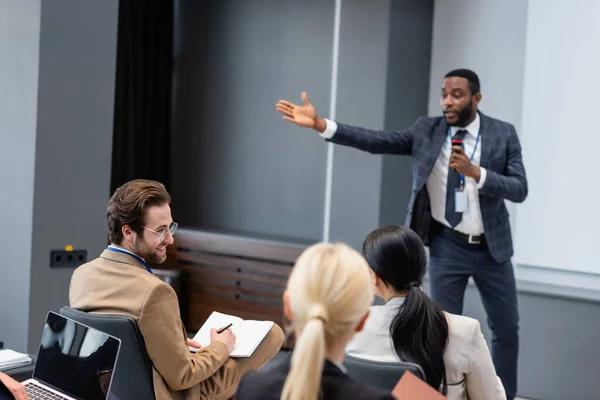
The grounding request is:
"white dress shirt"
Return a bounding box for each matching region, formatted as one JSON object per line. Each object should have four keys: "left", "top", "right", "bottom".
{"left": 320, "top": 115, "right": 487, "bottom": 235}
{"left": 107, "top": 244, "right": 143, "bottom": 259}
{"left": 345, "top": 297, "right": 506, "bottom": 400}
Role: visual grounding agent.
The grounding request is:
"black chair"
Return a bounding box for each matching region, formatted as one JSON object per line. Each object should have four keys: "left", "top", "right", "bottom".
{"left": 60, "top": 306, "right": 156, "bottom": 400}
{"left": 343, "top": 354, "right": 426, "bottom": 391}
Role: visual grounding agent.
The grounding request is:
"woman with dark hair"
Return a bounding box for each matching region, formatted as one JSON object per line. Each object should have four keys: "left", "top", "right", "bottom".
{"left": 346, "top": 225, "right": 505, "bottom": 400}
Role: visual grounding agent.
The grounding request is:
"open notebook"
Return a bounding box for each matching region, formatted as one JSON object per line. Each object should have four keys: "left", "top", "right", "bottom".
{"left": 189, "top": 311, "right": 274, "bottom": 358}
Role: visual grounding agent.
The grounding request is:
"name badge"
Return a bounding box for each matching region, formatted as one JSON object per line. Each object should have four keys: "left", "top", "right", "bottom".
{"left": 455, "top": 189, "right": 468, "bottom": 212}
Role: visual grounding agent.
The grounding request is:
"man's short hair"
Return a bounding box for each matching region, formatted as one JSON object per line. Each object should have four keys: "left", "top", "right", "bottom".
{"left": 444, "top": 69, "right": 480, "bottom": 95}
{"left": 107, "top": 179, "right": 171, "bottom": 244}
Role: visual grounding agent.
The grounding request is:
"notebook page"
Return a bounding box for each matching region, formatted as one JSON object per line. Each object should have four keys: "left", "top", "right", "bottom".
{"left": 190, "top": 311, "right": 244, "bottom": 351}
{"left": 230, "top": 320, "right": 274, "bottom": 358}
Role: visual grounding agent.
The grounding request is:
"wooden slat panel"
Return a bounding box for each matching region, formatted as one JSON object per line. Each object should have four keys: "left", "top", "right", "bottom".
{"left": 190, "top": 288, "right": 282, "bottom": 310}
{"left": 189, "top": 281, "right": 284, "bottom": 302}
{"left": 174, "top": 251, "right": 293, "bottom": 278}
{"left": 182, "top": 266, "right": 287, "bottom": 288}
{"left": 170, "top": 228, "right": 309, "bottom": 263}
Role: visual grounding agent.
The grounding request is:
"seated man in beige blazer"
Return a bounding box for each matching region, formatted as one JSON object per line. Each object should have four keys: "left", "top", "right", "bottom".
{"left": 69, "top": 179, "right": 284, "bottom": 400}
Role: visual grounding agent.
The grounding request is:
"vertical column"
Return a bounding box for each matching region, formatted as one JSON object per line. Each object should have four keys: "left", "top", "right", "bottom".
{"left": 0, "top": 0, "right": 41, "bottom": 352}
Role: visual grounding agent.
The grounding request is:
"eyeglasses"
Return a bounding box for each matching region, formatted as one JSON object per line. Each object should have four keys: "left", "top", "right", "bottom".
{"left": 142, "top": 222, "right": 178, "bottom": 240}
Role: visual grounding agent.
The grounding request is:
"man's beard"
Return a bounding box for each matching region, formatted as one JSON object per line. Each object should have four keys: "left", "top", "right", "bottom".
{"left": 449, "top": 99, "right": 474, "bottom": 127}
{"left": 133, "top": 237, "right": 166, "bottom": 264}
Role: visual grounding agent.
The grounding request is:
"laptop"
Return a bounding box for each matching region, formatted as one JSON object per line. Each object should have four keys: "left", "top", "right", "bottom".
{"left": 21, "top": 311, "right": 121, "bottom": 400}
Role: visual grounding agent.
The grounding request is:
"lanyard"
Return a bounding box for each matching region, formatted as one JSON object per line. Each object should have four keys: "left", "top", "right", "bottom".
{"left": 448, "top": 128, "right": 480, "bottom": 188}
{"left": 107, "top": 245, "right": 153, "bottom": 274}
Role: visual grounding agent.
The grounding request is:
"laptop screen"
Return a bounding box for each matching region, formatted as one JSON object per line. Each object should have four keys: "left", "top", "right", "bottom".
{"left": 33, "top": 312, "right": 120, "bottom": 400}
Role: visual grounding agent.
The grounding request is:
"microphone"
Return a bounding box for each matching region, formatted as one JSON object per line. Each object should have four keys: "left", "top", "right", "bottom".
{"left": 451, "top": 138, "right": 463, "bottom": 152}
{"left": 451, "top": 138, "right": 463, "bottom": 173}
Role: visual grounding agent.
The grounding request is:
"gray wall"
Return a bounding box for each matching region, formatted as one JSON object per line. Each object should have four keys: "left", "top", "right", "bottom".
{"left": 171, "top": 0, "right": 334, "bottom": 242}
{"left": 0, "top": 0, "right": 118, "bottom": 352}
{"left": 0, "top": 0, "right": 41, "bottom": 352}
{"left": 172, "top": 0, "right": 433, "bottom": 249}
{"left": 428, "top": 0, "right": 527, "bottom": 129}
{"left": 27, "top": 0, "right": 119, "bottom": 351}
{"left": 460, "top": 284, "right": 600, "bottom": 400}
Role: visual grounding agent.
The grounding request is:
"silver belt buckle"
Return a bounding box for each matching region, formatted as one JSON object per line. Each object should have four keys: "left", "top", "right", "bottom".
{"left": 468, "top": 235, "right": 481, "bottom": 244}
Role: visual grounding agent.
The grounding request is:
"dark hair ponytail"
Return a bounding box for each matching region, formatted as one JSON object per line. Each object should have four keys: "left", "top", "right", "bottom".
{"left": 362, "top": 226, "right": 449, "bottom": 395}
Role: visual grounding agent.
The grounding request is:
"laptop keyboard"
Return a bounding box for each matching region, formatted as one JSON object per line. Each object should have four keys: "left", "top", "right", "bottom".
{"left": 24, "top": 382, "right": 66, "bottom": 400}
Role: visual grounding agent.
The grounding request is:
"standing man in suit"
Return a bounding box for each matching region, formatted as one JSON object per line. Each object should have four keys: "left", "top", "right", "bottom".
{"left": 276, "top": 69, "right": 526, "bottom": 400}
{"left": 70, "top": 179, "right": 284, "bottom": 400}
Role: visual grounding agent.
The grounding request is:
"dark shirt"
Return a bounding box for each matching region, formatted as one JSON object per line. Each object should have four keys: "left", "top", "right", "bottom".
{"left": 236, "top": 351, "right": 395, "bottom": 400}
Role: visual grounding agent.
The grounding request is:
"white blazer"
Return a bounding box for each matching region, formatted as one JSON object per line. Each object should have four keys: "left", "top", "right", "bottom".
{"left": 346, "top": 297, "right": 506, "bottom": 400}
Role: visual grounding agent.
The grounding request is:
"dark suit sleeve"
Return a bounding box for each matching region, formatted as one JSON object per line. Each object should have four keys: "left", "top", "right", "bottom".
{"left": 326, "top": 117, "right": 425, "bottom": 155}
{"left": 480, "top": 125, "right": 528, "bottom": 203}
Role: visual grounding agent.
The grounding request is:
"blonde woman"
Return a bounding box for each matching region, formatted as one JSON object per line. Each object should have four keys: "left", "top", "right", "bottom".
{"left": 236, "top": 243, "right": 395, "bottom": 400}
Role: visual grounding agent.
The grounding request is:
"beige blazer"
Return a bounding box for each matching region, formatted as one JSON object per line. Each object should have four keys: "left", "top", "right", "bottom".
{"left": 69, "top": 249, "right": 232, "bottom": 400}
{"left": 346, "top": 297, "right": 506, "bottom": 400}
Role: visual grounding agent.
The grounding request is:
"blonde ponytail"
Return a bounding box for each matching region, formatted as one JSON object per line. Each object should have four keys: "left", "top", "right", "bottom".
{"left": 281, "top": 315, "right": 326, "bottom": 400}
{"left": 281, "top": 243, "right": 373, "bottom": 400}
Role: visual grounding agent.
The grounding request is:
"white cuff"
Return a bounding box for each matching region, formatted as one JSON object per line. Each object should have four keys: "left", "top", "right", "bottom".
{"left": 477, "top": 167, "right": 487, "bottom": 189}
{"left": 319, "top": 118, "right": 338, "bottom": 139}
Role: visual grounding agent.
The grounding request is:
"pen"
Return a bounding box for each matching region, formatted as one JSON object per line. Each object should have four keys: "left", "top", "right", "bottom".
{"left": 216, "top": 323, "right": 233, "bottom": 334}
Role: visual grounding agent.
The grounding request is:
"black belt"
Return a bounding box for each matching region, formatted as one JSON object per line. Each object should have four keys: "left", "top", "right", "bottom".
{"left": 432, "top": 220, "right": 487, "bottom": 249}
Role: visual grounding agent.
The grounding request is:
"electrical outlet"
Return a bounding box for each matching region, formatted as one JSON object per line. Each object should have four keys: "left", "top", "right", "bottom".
{"left": 50, "top": 249, "right": 87, "bottom": 267}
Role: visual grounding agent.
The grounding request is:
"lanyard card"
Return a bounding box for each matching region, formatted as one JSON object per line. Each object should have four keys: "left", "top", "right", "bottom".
{"left": 455, "top": 189, "right": 469, "bottom": 212}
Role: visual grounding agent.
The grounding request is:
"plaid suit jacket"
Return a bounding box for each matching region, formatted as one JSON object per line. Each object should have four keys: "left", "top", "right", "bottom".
{"left": 328, "top": 111, "right": 528, "bottom": 263}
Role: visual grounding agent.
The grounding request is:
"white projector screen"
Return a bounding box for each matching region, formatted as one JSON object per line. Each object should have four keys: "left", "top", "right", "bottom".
{"left": 514, "top": 0, "right": 599, "bottom": 274}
